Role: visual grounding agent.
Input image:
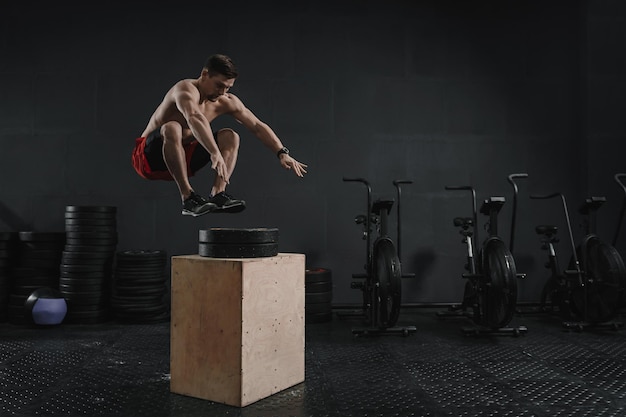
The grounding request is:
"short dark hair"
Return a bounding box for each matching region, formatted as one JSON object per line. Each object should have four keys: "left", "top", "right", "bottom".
{"left": 204, "top": 54, "right": 239, "bottom": 78}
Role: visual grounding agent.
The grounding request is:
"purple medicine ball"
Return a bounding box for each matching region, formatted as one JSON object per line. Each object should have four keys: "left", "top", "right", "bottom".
{"left": 24, "top": 288, "right": 67, "bottom": 325}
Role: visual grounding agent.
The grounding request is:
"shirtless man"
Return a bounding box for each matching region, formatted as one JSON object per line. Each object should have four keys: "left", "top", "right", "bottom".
{"left": 132, "top": 54, "right": 308, "bottom": 217}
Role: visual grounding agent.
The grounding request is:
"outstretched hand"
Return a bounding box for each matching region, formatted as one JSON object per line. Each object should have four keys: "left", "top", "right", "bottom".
{"left": 279, "top": 155, "right": 308, "bottom": 178}
{"left": 211, "top": 153, "right": 230, "bottom": 184}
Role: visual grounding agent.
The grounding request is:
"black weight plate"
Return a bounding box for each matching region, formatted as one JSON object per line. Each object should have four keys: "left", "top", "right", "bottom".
{"left": 115, "top": 257, "right": 167, "bottom": 264}
{"left": 0, "top": 241, "right": 17, "bottom": 249}
{"left": 61, "top": 258, "right": 113, "bottom": 268}
{"left": 60, "top": 275, "right": 108, "bottom": 284}
{"left": 13, "top": 267, "right": 57, "bottom": 278}
{"left": 306, "top": 291, "right": 332, "bottom": 304}
{"left": 113, "top": 287, "right": 166, "bottom": 297}
{"left": 12, "top": 276, "right": 59, "bottom": 287}
{"left": 66, "top": 231, "right": 118, "bottom": 239}
{"left": 12, "top": 285, "right": 57, "bottom": 297}
{"left": 116, "top": 249, "right": 166, "bottom": 259}
{"left": 59, "top": 283, "right": 105, "bottom": 294}
{"left": 62, "top": 295, "right": 109, "bottom": 307}
{"left": 114, "top": 274, "right": 165, "bottom": 283}
{"left": 305, "top": 268, "right": 332, "bottom": 283}
{"left": 20, "top": 241, "right": 65, "bottom": 251}
{"left": 63, "top": 244, "right": 117, "bottom": 253}
{"left": 19, "top": 248, "right": 63, "bottom": 260}
{"left": 64, "top": 212, "right": 116, "bottom": 220}
{"left": 60, "top": 264, "right": 111, "bottom": 272}
{"left": 65, "top": 206, "right": 117, "bottom": 213}
{"left": 115, "top": 272, "right": 165, "bottom": 281}
{"left": 198, "top": 242, "right": 278, "bottom": 258}
{"left": 18, "top": 232, "right": 66, "bottom": 242}
{"left": 115, "top": 264, "right": 164, "bottom": 272}
{"left": 0, "top": 232, "right": 18, "bottom": 241}
{"left": 116, "top": 265, "right": 167, "bottom": 274}
{"left": 198, "top": 228, "right": 279, "bottom": 244}
{"left": 18, "top": 259, "right": 60, "bottom": 270}
{"left": 61, "top": 270, "right": 111, "bottom": 279}
{"left": 65, "top": 217, "right": 117, "bottom": 225}
{"left": 111, "top": 299, "right": 166, "bottom": 310}
{"left": 305, "top": 301, "right": 332, "bottom": 314}
{"left": 66, "top": 238, "right": 117, "bottom": 246}
{"left": 62, "top": 251, "right": 114, "bottom": 260}
{"left": 305, "top": 281, "right": 332, "bottom": 293}
{"left": 65, "top": 225, "right": 117, "bottom": 233}
{"left": 305, "top": 311, "right": 333, "bottom": 324}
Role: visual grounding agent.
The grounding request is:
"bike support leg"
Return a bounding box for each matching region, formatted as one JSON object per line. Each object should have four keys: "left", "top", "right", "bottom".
{"left": 461, "top": 324, "right": 528, "bottom": 337}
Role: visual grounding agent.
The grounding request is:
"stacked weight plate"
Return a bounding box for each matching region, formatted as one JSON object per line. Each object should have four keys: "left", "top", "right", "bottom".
{"left": 198, "top": 228, "right": 279, "bottom": 258}
{"left": 111, "top": 250, "right": 169, "bottom": 323}
{"left": 305, "top": 267, "right": 333, "bottom": 323}
{"left": 8, "top": 232, "right": 66, "bottom": 325}
{"left": 61, "top": 206, "right": 117, "bottom": 324}
{"left": 0, "top": 232, "right": 19, "bottom": 322}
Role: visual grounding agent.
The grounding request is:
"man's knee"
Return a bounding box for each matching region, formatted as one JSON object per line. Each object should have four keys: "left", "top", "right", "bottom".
{"left": 216, "top": 128, "right": 240, "bottom": 150}
{"left": 160, "top": 122, "right": 183, "bottom": 143}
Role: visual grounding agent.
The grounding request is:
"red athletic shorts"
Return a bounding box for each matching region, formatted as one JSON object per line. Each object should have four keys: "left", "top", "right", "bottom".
{"left": 132, "top": 129, "right": 210, "bottom": 181}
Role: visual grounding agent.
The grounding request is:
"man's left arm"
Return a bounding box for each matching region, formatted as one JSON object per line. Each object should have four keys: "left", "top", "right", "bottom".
{"left": 232, "top": 99, "right": 308, "bottom": 177}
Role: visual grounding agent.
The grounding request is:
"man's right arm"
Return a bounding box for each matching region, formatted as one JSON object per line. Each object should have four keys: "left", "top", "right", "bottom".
{"left": 172, "top": 83, "right": 229, "bottom": 182}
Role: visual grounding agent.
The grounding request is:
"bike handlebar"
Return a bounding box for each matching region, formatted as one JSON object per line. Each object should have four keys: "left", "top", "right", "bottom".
{"left": 445, "top": 185, "right": 473, "bottom": 191}
{"left": 614, "top": 173, "right": 626, "bottom": 246}
{"left": 530, "top": 192, "right": 562, "bottom": 200}
{"left": 615, "top": 173, "right": 626, "bottom": 192}
{"left": 507, "top": 173, "right": 528, "bottom": 254}
{"left": 508, "top": 173, "right": 528, "bottom": 183}
{"left": 343, "top": 177, "right": 369, "bottom": 185}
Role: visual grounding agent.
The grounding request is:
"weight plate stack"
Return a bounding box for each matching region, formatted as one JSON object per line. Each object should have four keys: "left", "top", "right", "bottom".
{"left": 111, "top": 250, "right": 169, "bottom": 323}
{"left": 305, "top": 267, "right": 333, "bottom": 323}
{"left": 60, "top": 206, "right": 117, "bottom": 324}
{"left": 0, "top": 232, "right": 19, "bottom": 322}
{"left": 7, "top": 231, "right": 66, "bottom": 325}
{"left": 198, "top": 228, "right": 279, "bottom": 258}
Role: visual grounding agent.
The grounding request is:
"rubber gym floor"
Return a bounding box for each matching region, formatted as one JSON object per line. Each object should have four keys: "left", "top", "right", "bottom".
{"left": 2, "top": 306, "right": 626, "bottom": 417}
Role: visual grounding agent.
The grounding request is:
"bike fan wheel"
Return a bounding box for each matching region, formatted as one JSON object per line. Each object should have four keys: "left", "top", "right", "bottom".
{"left": 570, "top": 236, "right": 625, "bottom": 323}
{"left": 479, "top": 238, "right": 518, "bottom": 329}
{"left": 373, "top": 237, "right": 402, "bottom": 328}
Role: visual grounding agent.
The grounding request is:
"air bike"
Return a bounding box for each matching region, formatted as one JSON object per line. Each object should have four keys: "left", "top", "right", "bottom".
{"left": 343, "top": 177, "right": 417, "bottom": 337}
{"left": 533, "top": 181, "right": 626, "bottom": 331}
{"left": 437, "top": 174, "right": 528, "bottom": 336}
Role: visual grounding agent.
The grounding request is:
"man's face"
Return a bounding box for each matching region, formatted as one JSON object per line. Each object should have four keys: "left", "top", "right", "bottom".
{"left": 206, "top": 73, "right": 235, "bottom": 101}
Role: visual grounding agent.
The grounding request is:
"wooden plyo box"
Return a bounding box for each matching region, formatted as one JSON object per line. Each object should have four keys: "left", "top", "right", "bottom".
{"left": 169, "top": 253, "right": 305, "bottom": 407}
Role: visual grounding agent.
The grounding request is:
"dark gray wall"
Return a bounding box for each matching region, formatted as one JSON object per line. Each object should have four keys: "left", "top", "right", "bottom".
{"left": 1, "top": 0, "right": 625, "bottom": 305}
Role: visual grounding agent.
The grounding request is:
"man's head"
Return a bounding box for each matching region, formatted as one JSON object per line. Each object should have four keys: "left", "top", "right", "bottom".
{"left": 201, "top": 54, "right": 238, "bottom": 101}
{"left": 204, "top": 54, "right": 239, "bottom": 79}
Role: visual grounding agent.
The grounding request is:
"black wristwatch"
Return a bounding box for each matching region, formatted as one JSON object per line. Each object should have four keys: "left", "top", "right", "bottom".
{"left": 276, "top": 147, "right": 290, "bottom": 158}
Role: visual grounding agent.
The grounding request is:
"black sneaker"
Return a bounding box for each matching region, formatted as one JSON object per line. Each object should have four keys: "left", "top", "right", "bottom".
{"left": 182, "top": 192, "right": 217, "bottom": 217}
{"left": 208, "top": 191, "right": 246, "bottom": 213}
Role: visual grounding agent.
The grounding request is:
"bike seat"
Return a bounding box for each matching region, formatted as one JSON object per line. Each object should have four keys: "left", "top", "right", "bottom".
{"left": 579, "top": 196, "right": 606, "bottom": 215}
{"left": 479, "top": 196, "right": 505, "bottom": 216}
{"left": 535, "top": 225, "right": 557, "bottom": 236}
{"left": 354, "top": 214, "right": 367, "bottom": 225}
{"left": 371, "top": 199, "right": 394, "bottom": 215}
{"left": 453, "top": 217, "right": 473, "bottom": 228}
